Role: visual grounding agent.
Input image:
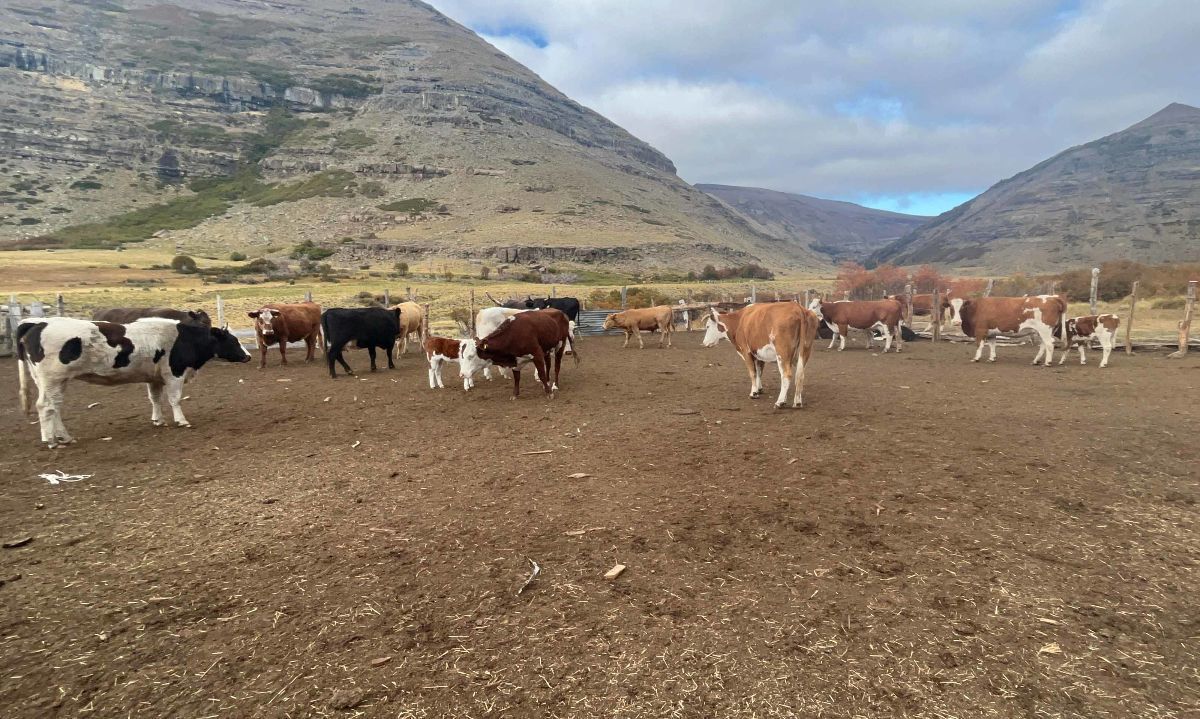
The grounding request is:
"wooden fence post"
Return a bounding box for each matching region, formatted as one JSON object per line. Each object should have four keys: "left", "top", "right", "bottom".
{"left": 842, "top": 291, "right": 850, "bottom": 301}
{"left": 1089, "top": 267, "right": 1100, "bottom": 315}
{"left": 56, "top": 293, "right": 65, "bottom": 317}
{"left": 551, "top": 285, "right": 557, "bottom": 298}
{"left": 406, "top": 286, "right": 413, "bottom": 301}
{"left": 216, "top": 295, "right": 225, "bottom": 327}
{"left": 1124, "top": 281, "right": 1138, "bottom": 355}
{"left": 984, "top": 279, "right": 994, "bottom": 297}
{"left": 469, "top": 289, "right": 476, "bottom": 334}
{"left": 803, "top": 289, "right": 812, "bottom": 307}
{"left": 421, "top": 303, "right": 431, "bottom": 340}
{"left": 1166, "top": 280, "right": 1197, "bottom": 359}
{"left": 904, "top": 283, "right": 914, "bottom": 326}
{"left": 304, "top": 291, "right": 313, "bottom": 302}
{"left": 383, "top": 289, "right": 390, "bottom": 306}
{"left": 931, "top": 289, "right": 942, "bottom": 343}
{"left": 620, "top": 286, "right": 628, "bottom": 309}
{"left": 751, "top": 284, "right": 757, "bottom": 303}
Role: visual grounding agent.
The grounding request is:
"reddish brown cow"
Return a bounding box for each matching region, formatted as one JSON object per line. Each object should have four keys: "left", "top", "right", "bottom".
{"left": 807, "top": 298, "right": 904, "bottom": 352}
{"left": 952, "top": 295, "right": 1067, "bottom": 365}
{"left": 1058, "top": 314, "right": 1120, "bottom": 367}
{"left": 247, "top": 301, "right": 323, "bottom": 369}
{"left": 459, "top": 309, "right": 576, "bottom": 397}
{"left": 703, "top": 303, "right": 819, "bottom": 408}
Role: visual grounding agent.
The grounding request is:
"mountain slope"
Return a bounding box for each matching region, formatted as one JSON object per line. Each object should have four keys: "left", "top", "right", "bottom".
{"left": 873, "top": 103, "right": 1200, "bottom": 272}
{"left": 698, "top": 184, "right": 929, "bottom": 262}
{"left": 0, "top": 0, "right": 827, "bottom": 272}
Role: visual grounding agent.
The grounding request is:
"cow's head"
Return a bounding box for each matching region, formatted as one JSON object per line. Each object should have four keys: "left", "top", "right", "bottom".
{"left": 945, "top": 294, "right": 966, "bottom": 326}
{"left": 702, "top": 308, "right": 730, "bottom": 347}
{"left": 602, "top": 313, "right": 619, "bottom": 330}
{"left": 186, "top": 309, "right": 213, "bottom": 327}
{"left": 211, "top": 325, "right": 251, "bottom": 363}
{"left": 806, "top": 297, "right": 825, "bottom": 319}
{"left": 458, "top": 338, "right": 491, "bottom": 379}
{"left": 247, "top": 308, "right": 279, "bottom": 336}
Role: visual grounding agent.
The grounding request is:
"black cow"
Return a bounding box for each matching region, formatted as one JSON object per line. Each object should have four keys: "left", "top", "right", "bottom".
{"left": 321, "top": 307, "right": 402, "bottom": 378}
{"left": 525, "top": 297, "right": 581, "bottom": 324}
{"left": 93, "top": 307, "right": 212, "bottom": 327}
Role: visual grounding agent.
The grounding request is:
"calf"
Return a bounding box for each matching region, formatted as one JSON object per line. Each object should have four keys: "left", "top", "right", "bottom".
{"left": 459, "top": 309, "right": 576, "bottom": 397}
{"left": 807, "top": 298, "right": 904, "bottom": 352}
{"left": 703, "top": 303, "right": 819, "bottom": 408}
{"left": 247, "top": 302, "right": 323, "bottom": 368}
{"left": 94, "top": 307, "right": 211, "bottom": 327}
{"left": 423, "top": 335, "right": 475, "bottom": 390}
{"left": 951, "top": 295, "right": 1067, "bottom": 365}
{"left": 602, "top": 305, "right": 675, "bottom": 348}
{"left": 322, "top": 307, "right": 402, "bottom": 378}
{"left": 17, "top": 317, "right": 250, "bottom": 448}
{"left": 1058, "top": 314, "right": 1120, "bottom": 367}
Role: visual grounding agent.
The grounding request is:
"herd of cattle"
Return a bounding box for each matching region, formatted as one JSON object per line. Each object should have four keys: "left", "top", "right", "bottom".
{"left": 13, "top": 291, "right": 1120, "bottom": 448}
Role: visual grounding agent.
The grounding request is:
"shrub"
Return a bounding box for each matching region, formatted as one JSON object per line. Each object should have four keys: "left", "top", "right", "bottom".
{"left": 479, "top": 266, "right": 491, "bottom": 280}
{"left": 1153, "top": 297, "right": 1186, "bottom": 310}
{"left": 518, "top": 271, "right": 543, "bottom": 283}
{"left": 378, "top": 198, "right": 438, "bottom": 215}
{"left": 394, "top": 261, "right": 409, "bottom": 276}
{"left": 171, "top": 255, "right": 197, "bottom": 274}
{"left": 229, "top": 251, "right": 247, "bottom": 261}
{"left": 359, "top": 181, "right": 386, "bottom": 198}
{"left": 69, "top": 180, "right": 103, "bottom": 190}
{"left": 587, "top": 286, "right": 674, "bottom": 309}
{"left": 290, "top": 240, "right": 334, "bottom": 261}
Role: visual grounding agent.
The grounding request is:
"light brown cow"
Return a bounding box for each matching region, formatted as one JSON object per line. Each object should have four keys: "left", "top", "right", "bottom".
{"left": 703, "top": 303, "right": 819, "bottom": 408}
{"left": 389, "top": 301, "right": 424, "bottom": 355}
{"left": 807, "top": 298, "right": 904, "bottom": 352}
{"left": 603, "top": 305, "right": 675, "bottom": 348}
{"left": 247, "top": 301, "right": 322, "bottom": 369}
{"left": 1058, "top": 314, "right": 1120, "bottom": 367}
{"left": 951, "top": 295, "right": 1067, "bottom": 365}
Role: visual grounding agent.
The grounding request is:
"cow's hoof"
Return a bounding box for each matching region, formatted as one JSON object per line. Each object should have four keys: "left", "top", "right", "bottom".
{"left": 177, "top": 422, "right": 192, "bottom": 428}
{"left": 774, "top": 402, "right": 787, "bottom": 409}
{"left": 970, "top": 359, "right": 979, "bottom": 363}
{"left": 46, "top": 442, "right": 60, "bottom": 449}
{"left": 152, "top": 420, "right": 167, "bottom": 427}
{"left": 988, "top": 359, "right": 996, "bottom": 363}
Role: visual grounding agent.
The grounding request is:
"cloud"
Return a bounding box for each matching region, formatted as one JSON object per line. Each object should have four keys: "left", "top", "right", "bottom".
{"left": 431, "top": 0, "right": 1200, "bottom": 214}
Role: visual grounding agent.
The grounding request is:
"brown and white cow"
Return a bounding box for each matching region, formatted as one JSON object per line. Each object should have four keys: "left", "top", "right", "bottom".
{"left": 703, "top": 303, "right": 819, "bottom": 408}
{"left": 423, "top": 335, "right": 471, "bottom": 389}
{"left": 807, "top": 298, "right": 904, "bottom": 352}
{"left": 247, "top": 301, "right": 322, "bottom": 369}
{"left": 459, "top": 309, "right": 576, "bottom": 397}
{"left": 389, "top": 301, "right": 424, "bottom": 355}
{"left": 1058, "top": 314, "right": 1120, "bottom": 367}
{"left": 602, "top": 305, "right": 675, "bottom": 348}
{"left": 950, "top": 295, "right": 1067, "bottom": 365}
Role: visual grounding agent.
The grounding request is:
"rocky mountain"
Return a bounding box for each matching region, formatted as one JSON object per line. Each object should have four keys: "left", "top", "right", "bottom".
{"left": 697, "top": 184, "right": 929, "bottom": 262}
{"left": 0, "top": 0, "right": 827, "bottom": 272}
{"left": 873, "top": 103, "right": 1200, "bottom": 272}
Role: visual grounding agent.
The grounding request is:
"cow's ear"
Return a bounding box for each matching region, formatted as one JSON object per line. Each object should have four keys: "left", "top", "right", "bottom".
{"left": 247, "top": 311, "right": 260, "bottom": 318}
{"left": 188, "top": 310, "right": 201, "bottom": 319}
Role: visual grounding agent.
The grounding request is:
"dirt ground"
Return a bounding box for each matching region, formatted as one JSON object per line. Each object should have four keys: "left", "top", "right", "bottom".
{"left": 1, "top": 332, "right": 1197, "bottom": 718}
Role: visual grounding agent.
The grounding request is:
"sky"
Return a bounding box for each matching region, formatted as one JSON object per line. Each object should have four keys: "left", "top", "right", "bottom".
{"left": 428, "top": 0, "right": 1199, "bottom": 216}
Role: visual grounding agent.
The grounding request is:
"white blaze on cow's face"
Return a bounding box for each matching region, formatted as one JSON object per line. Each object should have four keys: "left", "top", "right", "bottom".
{"left": 806, "top": 298, "right": 824, "bottom": 319}
{"left": 457, "top": 338, "right": 490, "bottom": 379}
{"left": 250, "top": 308, "right": 279, "bottom": 336}
{"left": 702, "top": 316, "right": 728, "bottom": 347}
{"left": 947, "top": 298, "right": 965, "bottom": 326}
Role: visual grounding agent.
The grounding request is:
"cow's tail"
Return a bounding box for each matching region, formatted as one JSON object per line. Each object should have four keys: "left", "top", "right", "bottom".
{"left": 565, "top": 333, "right": 581, "bottom": 366}
{"left": 1059, "top": 297, "right": 1069, "bottom": 350}
{"left": 15, "top": 330, "right": 34, "bottom": 415}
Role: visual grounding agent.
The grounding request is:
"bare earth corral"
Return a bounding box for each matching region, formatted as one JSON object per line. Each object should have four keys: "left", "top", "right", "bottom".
{"left": 1, "top": 334, "right": 1197, "bottom": 718}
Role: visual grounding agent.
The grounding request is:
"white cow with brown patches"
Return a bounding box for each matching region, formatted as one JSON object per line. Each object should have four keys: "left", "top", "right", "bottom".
{"left": 1058, "top": 314, "right": 1120, "bottom": 367}
{"left": 703, "top": 303, "right": 819, "bottom": 408}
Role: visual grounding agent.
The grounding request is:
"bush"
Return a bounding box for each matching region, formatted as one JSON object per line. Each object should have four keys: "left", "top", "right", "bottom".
{"left": 697, "top": 263, "right": 775, "bottom": 282}
{"left": 479, "top": 266, "right": 491, "bottom": 280}
{"left": 587, "top": 286, "right": 674, "bottom": 309}
{"left": 171, "top": 254, "right": 197, "bottom": 274}
{"left": 378, "top": 198, "right": 438, "bottom": 215}
{"left": 229, "top": 251, "right": 247, "bottom": 261}
{"left": 394, "top": 261, "right": 409, "bottom": 276}
{"left": 359, "top": 181, "right": 386, "bottom": 198}
{"left": 1153, "top": 297, "right": 1186, "bottom": 310}
{"left": 290, "top": 240, "right": 334, "bottom": 261}
{"left": 517, "top": 271, "right": 543, "bottom": 283}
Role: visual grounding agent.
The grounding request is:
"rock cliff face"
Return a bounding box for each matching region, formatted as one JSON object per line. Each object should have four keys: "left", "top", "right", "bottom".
{"left": 2, "top": 0, "right": 823, "bottom": 271}
{"left": 872, "top": 103, "right": 1200, "bottom": 272}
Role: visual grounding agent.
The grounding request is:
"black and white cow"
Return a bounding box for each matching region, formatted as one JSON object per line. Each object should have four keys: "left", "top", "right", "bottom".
{"left": 17, "top": 317, "right": 250, "bottom": 448}
{"left": 321, "top": 307, "right": 403, "bottom": 378}
{"left": 525, "top": 296, "right": 581, "bottom": 325}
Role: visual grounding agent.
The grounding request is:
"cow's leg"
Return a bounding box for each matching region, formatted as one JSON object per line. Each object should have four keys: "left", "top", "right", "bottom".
{"left": 637, "top": 329, "right": 645, "bottom": 349}
{"left": 892, "top": 321, "right": 902, "bottom": 352}
{"left": 793, "top": 344, "right": 810, "bottom": 408}
{"left": 400, "top": 334, "right": 407, "bottom": 357}
{"left": 838, "top": 325, "right": 848, "bottom": 351}
{"left": 1098, "top": 333, "right": 1112, "bottom": 368}
{"left": 385, "top": 341, "right": 396, "bottom": 370}
{"left": 483, "top": 366, "right": 493, "bottom": 380}
{"left": 774, "top": 355, "right": 793, "bottom": 409}
{"left": 621, "top": 329, "right": 630, "bottom": 348}
{"left": 258, "top": 340, "right": 268, "bottom": 369}
{"left": 1077, "top": 344, "right": 1087, "bottom": 365}
{"left": 165, "top": 377, "right": 190, "bottom": 427}
{"left": 1035, "top": 326, "right": 1055, "bottom": 366}
{"left": 739, "top": 351, "right": 761, "bottom": 398}
{"left": 38, "top": 383, "right": 73, "bottom": 447}
{"left": 530, "top": 349, "right": 552, "bottom": 395}
{"left": 1033, "top": 342, "right": 1046, "bottom": 365}
{"left": 304, "top": 333, "right": 316, "bottom": 362}
{"left": 665, "top": 323, "right": 673, "bottom": 348}
{"left": 511, "top": 368, "right": 521, "bottom": 398}
{"left": 988, "top": 338, "right": 998, "bottom": 362}
{"left": 826, "top": 327, "right": 837, "bottom": 350}
{"left": 367, "top": 346, "right": 378, "bottom": 372}
{"left": 878, "top": 323, "right": 893, "bottom": 352}
{"left": 971, "top": 339, "right": 985, "bottom": 362}
{"left": 552, "top": 342, "right": 565, "bottom": 391}
{"left": 147, "top": 383, "right": 166, "bottom": 426}
{"left": 329, "top": 342, "right": 353, "bottom": 377}
{"left": 278, "top": 339, "right": 288, "bottom": 366}
{"left": 428, "top": 357, "right": 439, "bottom": 388}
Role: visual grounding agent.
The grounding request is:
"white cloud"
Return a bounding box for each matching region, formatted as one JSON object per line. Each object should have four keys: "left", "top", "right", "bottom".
{"left": 431, "top": 0, "right": 1200, "bottom": 211}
